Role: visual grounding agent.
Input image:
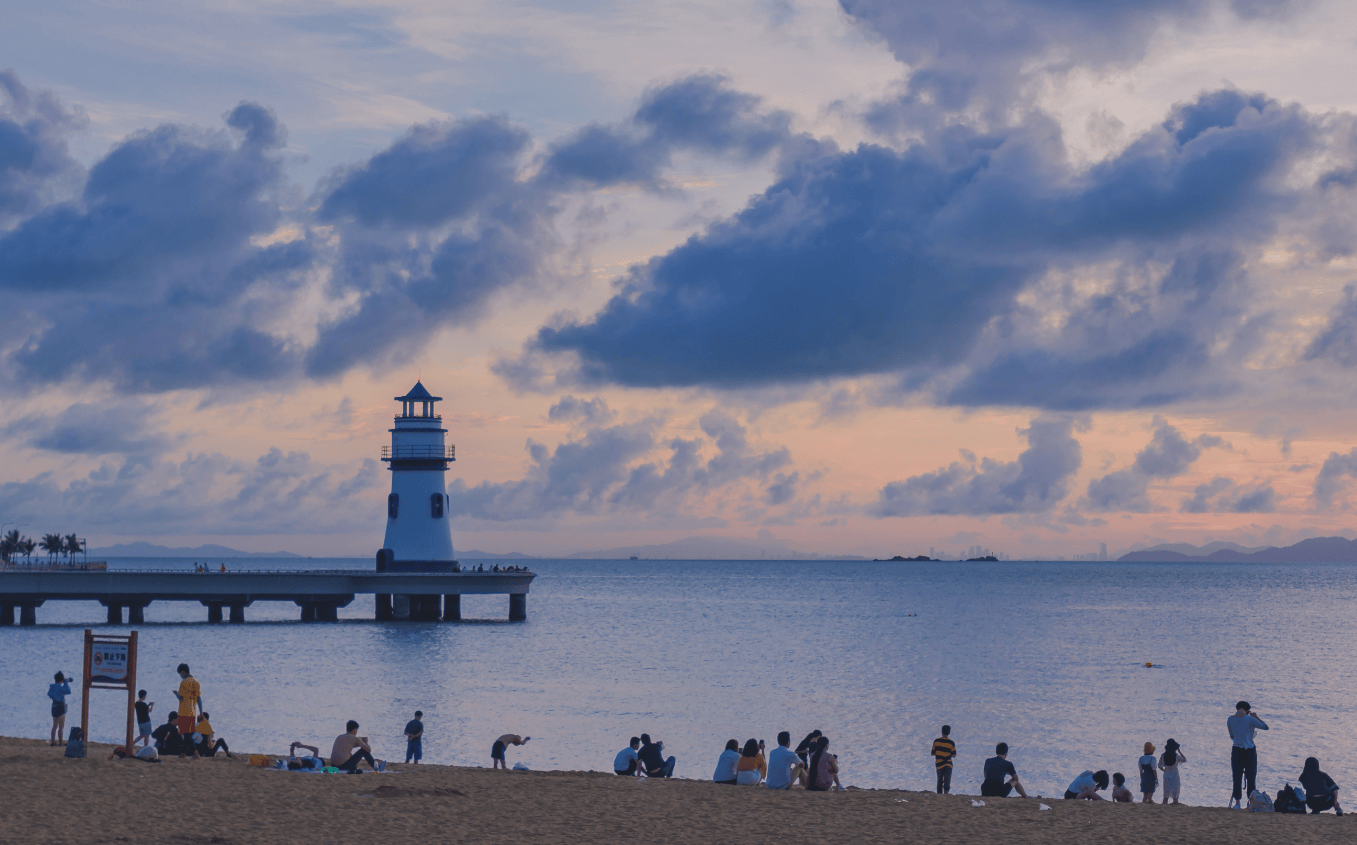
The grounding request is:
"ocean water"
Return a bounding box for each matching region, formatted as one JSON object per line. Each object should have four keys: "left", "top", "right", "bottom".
{"left": 3, "top": 557, "right": 1354, "bottom": 804}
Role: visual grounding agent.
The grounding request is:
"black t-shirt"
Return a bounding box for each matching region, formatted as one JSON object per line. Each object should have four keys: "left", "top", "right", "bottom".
{"left": 404, "top": 719, "right": 423, "bottom": 739}
{"left": 638, "top": 742, "right": 665, "bottom": 771}
{"left": 151, "top": 722, "right": 174, "bottom": 741}
{"left": 135, "top": 701, "right": 151, "bottom": 722}
{"left": 982, "top": 756, "right": 1016, "bottom": 791}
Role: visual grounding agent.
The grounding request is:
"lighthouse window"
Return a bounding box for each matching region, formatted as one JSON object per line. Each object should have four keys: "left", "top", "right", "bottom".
{"left": 431, "top": 493, "right": 444, "bottom": 518}
{"left": 388, "top": 493, "right": 399, "bottom": 518}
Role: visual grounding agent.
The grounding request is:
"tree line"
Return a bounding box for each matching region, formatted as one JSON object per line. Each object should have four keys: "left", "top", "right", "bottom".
{"left": 0, "top": 531, "right": 85, "bottom": 564}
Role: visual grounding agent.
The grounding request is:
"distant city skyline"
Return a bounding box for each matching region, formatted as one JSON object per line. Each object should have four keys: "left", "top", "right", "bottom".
{"left": 5, "top": 1, "right": 1357, "bottom": 558}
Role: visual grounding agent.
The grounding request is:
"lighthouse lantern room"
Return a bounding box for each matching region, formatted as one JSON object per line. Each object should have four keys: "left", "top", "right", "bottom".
{"left": 379, "top": 381, "right": 456, "bottom": 569}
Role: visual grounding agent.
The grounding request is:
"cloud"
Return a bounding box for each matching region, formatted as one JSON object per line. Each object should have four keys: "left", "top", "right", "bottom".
{"left": 447, "top": 407, "right": 794, "bottom": 523}
{"left": 523, "top": 87, "right": 1332, "bottom": 409}
{"left": 1083, "top": 417, "right": 1225, "bottom": 512}
{"left": 548, "top": 395, "right": 615, "bottom": 426}
{"left": 1312, "top": 447, "right": 1357, "bottom": 509}
{"left": 536, "top": 74, "right": 792, "bottom": 192}
{"left": 1180, "top": 476, "right": 1276, "bottom": 513}
{"left": 1304, "top": 284, "right": 1357, "bottom": 367}
{"left": 3, "top": 400, "right": 171, "bottom": 456}
{"left": 871, "top": 416, "right": 1081, "bottom": 516}
{"left": 0, "top": 69, "right": 85, "bottom": 231}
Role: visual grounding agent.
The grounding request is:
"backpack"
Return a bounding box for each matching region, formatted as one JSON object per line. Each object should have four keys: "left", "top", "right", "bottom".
{"left": 64, "top": 728, "right": 86, "bottom": 759}
{"left": 1248, "top": 790, "right": 1273, "bottom": 812}
{"left": 1274, "top": 784, "right": 1306, "bottom": 814}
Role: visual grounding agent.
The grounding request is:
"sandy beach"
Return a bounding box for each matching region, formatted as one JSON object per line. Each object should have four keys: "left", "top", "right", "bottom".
{"left": 0, "top": 736, "right": 1347, "bottom": 845}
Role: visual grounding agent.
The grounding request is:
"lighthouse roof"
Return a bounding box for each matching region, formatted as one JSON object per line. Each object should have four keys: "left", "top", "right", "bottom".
{"left": 395, "top": 381, "right": 442, "bottom": 402}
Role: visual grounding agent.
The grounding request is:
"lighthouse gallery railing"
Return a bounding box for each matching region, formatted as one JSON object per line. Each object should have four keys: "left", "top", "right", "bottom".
{"left": 382, "top": 445, "right": 455, "bottom": 460}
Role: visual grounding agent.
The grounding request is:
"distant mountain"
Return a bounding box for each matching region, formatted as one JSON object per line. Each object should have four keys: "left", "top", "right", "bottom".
{"left": 1119, "top": 536, "right": 1357, "bottom": 563}
{"left": 88, "top": 541, "right": 303, "bottom": 558}
{"left": 1125, "top": 541, "right": 1268, "bottom": 557}
{"left": 566, "top": 535, "right": 868, "bottom": 560}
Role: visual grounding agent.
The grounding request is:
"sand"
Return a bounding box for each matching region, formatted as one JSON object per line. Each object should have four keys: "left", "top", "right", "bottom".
{"left": 0, "top": 736, "right": 1347, "bottom": 844}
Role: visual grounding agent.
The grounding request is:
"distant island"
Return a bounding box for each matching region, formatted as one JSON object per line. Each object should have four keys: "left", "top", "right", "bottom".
{"left": 1118, "top": 536, "right": 1357, "bottom": 563}
{"left": 965, "top": 555, "right": 999, "bottom": 562}
{"left": 875, "top": 554, "right": 934, "bottom": 561}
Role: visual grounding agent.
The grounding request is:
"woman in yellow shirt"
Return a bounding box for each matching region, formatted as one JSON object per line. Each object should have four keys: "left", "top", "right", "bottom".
{"left": 735, "top": 739, "right": 767, "bottom": 785}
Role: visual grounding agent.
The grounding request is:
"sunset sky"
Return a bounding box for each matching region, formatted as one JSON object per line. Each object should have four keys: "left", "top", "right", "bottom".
{"left": 5, "top": 0, "right": 1357, "bottom": 558}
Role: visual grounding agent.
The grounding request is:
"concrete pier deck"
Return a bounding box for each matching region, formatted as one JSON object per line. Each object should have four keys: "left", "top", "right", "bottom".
{"left": 0, "top": 569, "right": 534, "bottom": 625}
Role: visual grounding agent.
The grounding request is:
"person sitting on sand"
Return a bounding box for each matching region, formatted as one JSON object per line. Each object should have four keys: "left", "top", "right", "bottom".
{"left": 638, "top": 734, "right": 676, "bottom": 778}
{"left": 1159, "top": 739, "right": 1186, "bottom": 805}
{"left": 286, "top": 742, "right": 324, "bottom": 770}
{"left": 1111, "top": 772, "right": 1134, "bottom": 802}
{"left": 794, "top": 730, "right": 822, "bottom": 768}
{"left": 1065, "top": 770, "right": 1110, "bottom": 800}
{"left": 765, "top": 732, "right": 806, "bottom": 790}
{"left": 194, "top": 713, "right": 231, "bottom": 758}
{"left": 980, "top": 743, "right": 1029, "bottom": 798}
{"left": 713, "top": 738, "right": 741, "bottom": 784}
{"left": 614, "top": 737, "right": 642, "bottom": 776}
{"left": 1299, "top": 757, "right": 1344, "bottom": 815}
{"left": 109, "top": 744, "right": 161, "bottom": 763}
{"left": 331, "top": 720, "right": 380, "bottom": 773}
{"left": 806, "top": 736, "right": 841, "bottom": 791}
{"left": 492, "top": 733, "right": 529, "bottom": 770}
{"left": 736, "top": 739, "right": 766, "bottom": 785}
{"left": 48, "top": 671, "right": 72, "bottom": 746}
{"left": 152, "top": 712, "right": 182, "bottom": 755}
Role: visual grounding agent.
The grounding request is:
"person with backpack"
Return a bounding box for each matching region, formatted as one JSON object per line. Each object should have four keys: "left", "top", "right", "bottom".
{"left": 1158, "top": 739, "right": 1187, "bottom": 805}
{"left": 1298, "top": 757, "right": 1344, "bottom": 815}
{"left": 1227, "top": 701, "right": 1268, "bottom": 809}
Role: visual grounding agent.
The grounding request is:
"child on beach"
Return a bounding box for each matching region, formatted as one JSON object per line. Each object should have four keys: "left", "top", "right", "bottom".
{"left": 135, "top": 690, "right": 154, "bottom": 748}
{"left": 1111, "top": 772, "right": 1134, "bottom": 802}
{"left": 931, "top": 725, "right": 957, "bottom": 794}
{"left": 1139, "top": 743, "right": 1158, "bottom": 803}
{"left": 1159, "top": 739, "right": 1186, "bottom": 805}
{"left": 48, "top": 671, "right": 72, "bottom": 746}
{"left": 404, "top": 711, "right": 424, "bottom": 764}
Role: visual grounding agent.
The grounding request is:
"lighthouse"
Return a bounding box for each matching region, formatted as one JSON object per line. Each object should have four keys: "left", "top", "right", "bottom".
{"left": 379, "top": 382, "right": 456, "bottom": 568}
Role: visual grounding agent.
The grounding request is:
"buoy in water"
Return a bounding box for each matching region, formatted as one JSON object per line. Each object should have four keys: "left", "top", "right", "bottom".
{"left": 1144, "top": 662, "right": 1154, "bottom": 668}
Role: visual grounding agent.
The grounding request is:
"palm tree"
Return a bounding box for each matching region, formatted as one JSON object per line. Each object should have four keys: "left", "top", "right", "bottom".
{"left": 21, "top": 538, "right": 36, "bottom": 563}
{"left": 40, "top": 534, "right": 63, "bottom": 562}
{"left": 63, "top": 534, "right": 82, "bottom": 562}
{"left": 0, "top": 529, "right": 18, "bottom": 564}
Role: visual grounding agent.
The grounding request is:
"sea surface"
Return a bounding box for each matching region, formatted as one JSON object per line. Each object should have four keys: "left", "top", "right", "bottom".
{"left": 3, "top": 557, "right": 1354, "bottom": 804}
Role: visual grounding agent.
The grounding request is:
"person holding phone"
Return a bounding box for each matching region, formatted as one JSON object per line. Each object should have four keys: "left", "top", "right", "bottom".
{"left": 1227, "top": 701, "right": 1268, "bottom": 809}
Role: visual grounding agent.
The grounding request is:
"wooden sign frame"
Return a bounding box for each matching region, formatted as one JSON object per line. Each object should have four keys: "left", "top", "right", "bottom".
{"left": 81, "top": 629, "right": 138, "bottom": 757}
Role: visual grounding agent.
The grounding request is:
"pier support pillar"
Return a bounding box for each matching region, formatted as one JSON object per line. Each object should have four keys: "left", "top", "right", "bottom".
{"left": 509, "top": 593, "right": 527, "bottom": 622}
{"left": 0, "top": 604, "right": 13, "bottom": 626}
{"left": 414, "top": 595, "right": 441, "bottom": 621}
{"left": 317, "top": 604, "right": 339, "bottom": 623}
{"left": 376, "top": 594, "right": 392, "bottom": 621}
{"left": 206, "top": 603, "right": 223, "bottom": 623}
{"left": 127, "top": 604, "right": 147, "bottom": 625}
{"left": 442, "top": 594, "right": 461, "bottom": 622}
{"left": 299, "top": 603, "right": 317, "bottom": 622}
{"left": 105, "top": 603, "right": 123, "bottom": 625}
{"left": 229, "top": 604, "right": 246, "bottom": 623}
{"left": 19, "top": 602, "right": 39, "bottom": 626}
{"left": 393, "top": 595, "right": 411, "bottom": 620}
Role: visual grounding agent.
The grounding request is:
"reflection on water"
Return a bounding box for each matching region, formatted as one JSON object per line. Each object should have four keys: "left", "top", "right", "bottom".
{"left": 4, "top": 557, "right": 1354, "bottom": 804}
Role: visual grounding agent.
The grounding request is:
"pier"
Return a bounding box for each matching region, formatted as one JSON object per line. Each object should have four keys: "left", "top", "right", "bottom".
{"left": 0, "top": 568, "right": 534, "bottom": 625}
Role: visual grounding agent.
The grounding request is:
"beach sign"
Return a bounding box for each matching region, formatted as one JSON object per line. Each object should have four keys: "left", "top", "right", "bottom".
{"left": 89, "top": 642, "right": 130, "bottom": 684}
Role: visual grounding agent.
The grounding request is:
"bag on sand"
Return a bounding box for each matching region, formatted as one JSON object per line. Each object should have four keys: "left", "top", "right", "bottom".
{"left": 1248, "top": 790, "right": 1273, "bottom": 812}
{"left": 64, "top": 730, "right": 86, "bottom": 759}
{"left": 1274, "top": 784, "right": 1306, "bottom": 814}
{"left": 248, "top": 755, "right": 272, "bottom": 767}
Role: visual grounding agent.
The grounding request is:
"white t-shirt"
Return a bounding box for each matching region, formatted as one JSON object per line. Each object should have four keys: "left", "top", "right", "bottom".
{"left": 765, "top": 745, "right": 799, "bottom": 789}
{"left": 614, "top": 746, "right": 639, "bottom": 771}
{"left": 713, "top": 748, "right": 740, "bottom": 781}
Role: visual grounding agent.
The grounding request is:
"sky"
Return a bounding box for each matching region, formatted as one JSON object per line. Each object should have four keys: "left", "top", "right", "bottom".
{"left": 6, "top": 0, "right": 1357, "bottom": 558}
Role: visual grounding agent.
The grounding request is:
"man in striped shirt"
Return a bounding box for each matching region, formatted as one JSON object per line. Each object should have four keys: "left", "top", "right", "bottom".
{"left": 932, "top": 725, "right": 957, "bottom": 794}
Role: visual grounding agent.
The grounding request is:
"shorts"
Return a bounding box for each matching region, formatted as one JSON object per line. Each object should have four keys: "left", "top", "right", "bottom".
{"left": 981, "top": 782, "right": 1014, "bottom": 798}
{"left": 177, "top": 715, "right": 196, "bottom": 735}
{"left": 491, "top": 740, "right": 506, "bottom": 760}
{"left": 138, "top": 721, "right": 153, "bottom": 737}
{"left": 51, "top": 701, "right": 67, "bottom": 718}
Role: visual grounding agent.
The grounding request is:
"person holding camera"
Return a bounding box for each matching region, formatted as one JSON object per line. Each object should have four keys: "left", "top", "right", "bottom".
{"left": 1227, "top": 700, "right": 1269, "bottom": 809}
{"left": 48, "top": 671, "right": 72, "bottom": 746}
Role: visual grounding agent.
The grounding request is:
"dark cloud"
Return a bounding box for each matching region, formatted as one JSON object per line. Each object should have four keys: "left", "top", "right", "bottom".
{"left": 1312, "top": 447, "right": 1357, "bottom": 509}
{"left": 527, "top": 88, "right": 1322, "bottom": 408}
{"left": 0, "top": 69, "right": 85, "bottom": 229}
{"left": 871, "top": 416, "right": 1081, "bottom": 516}
{"left": 1083, "top": 418, "right": 1225, "bottom": 512}
{"left": 3, "top": 400, "right": 171, "bottom": 456}
{"left": 447, "top": 408, "right": 793, "bottom": 523}
{"left": 1304, "top": 284, "right": 1357, "bottom": 367}
{"left": 1180, "top": 476, "right": 1276, "bottom": 513}
{"left": 537, "top": 74, "right": 792, "bottom": 192}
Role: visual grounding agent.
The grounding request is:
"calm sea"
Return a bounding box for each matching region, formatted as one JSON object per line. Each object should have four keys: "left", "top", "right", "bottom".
{"left": 4, "top": 557, "right": 1353, "bottom": 804}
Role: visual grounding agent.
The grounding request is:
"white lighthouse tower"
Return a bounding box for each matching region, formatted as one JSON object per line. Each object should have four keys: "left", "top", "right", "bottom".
{"left": 380, "top": 382, "right": 456, "bottom": 568}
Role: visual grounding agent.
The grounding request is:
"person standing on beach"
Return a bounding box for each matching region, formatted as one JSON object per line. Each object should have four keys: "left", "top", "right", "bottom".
{"left": 1227, "top": 701, "right": 1268, "bottom": 809}
{"left": 638, "top": 734, "right": 676, "bottom": 778}
{"left": 134, "top": 690, "right": 154, "bottom": 748}
{"left": 1159, "top": 739, "right": 1186, "bottom": 805}
{"left": 980, "top": 743, "right": 1029, "bottom": 798}
{"left": 48, "top": 672, "right": 72, "bottom": 746}
{"left": 931, "top": 725, "right": 957, "bottom": 794}
{"left": 491, "top": 733, "right": 529, "bottom": 769}
{"left": 173, "top": 664, "right": 203, "bottom": 759}
{"left": 1138, "top": 742, "right": 1158, "bottom": 803}
{"left": 404, "top": 711, "right": 424, "bottom": 764}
